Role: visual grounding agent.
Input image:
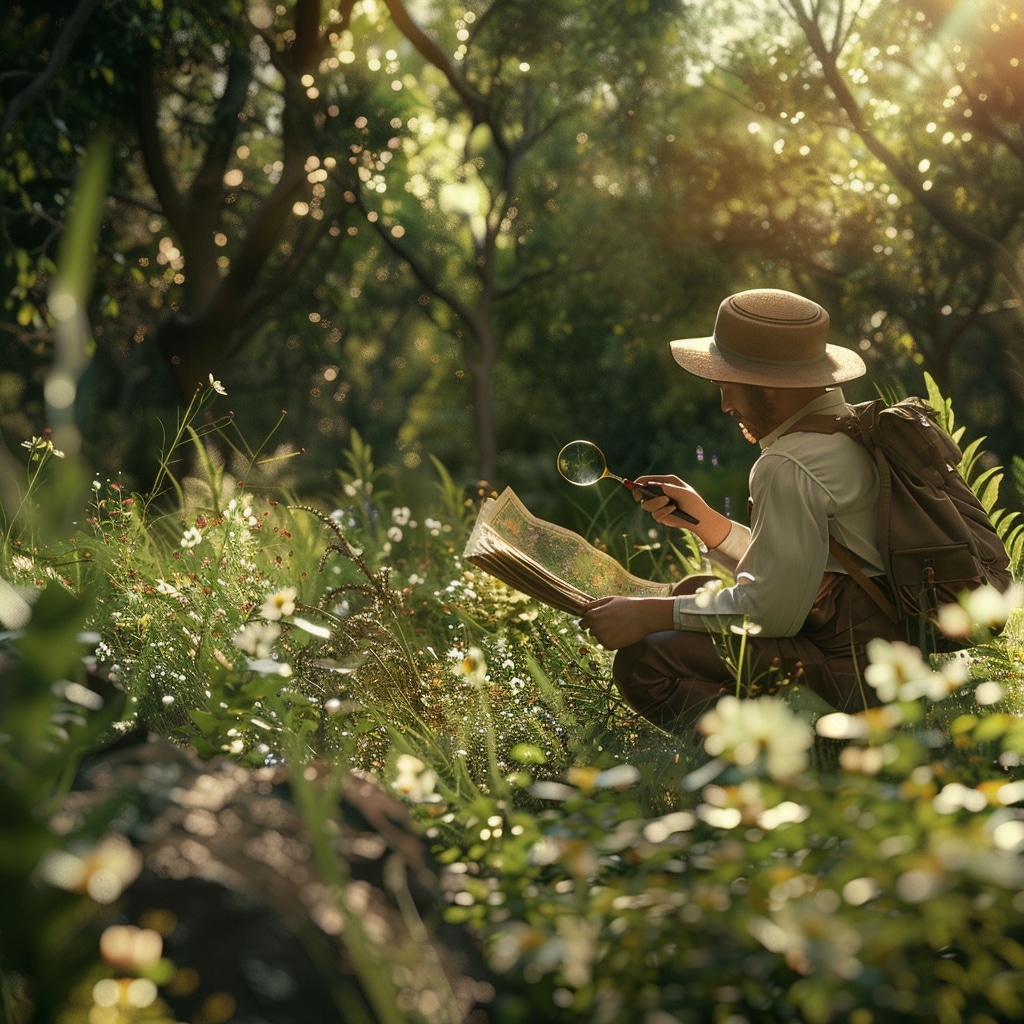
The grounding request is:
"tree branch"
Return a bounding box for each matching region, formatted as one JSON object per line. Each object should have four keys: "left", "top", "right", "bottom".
{"left": 785, "top": 0, "right": 1024, "bottom": 304}
{"left": 137, "top": 63, "right": 188, "bottom": 228}
{"left": 0, "top": 0, "right": 104, "bottom": 148}
{"left": 186, "top": 44, "right": 253, "bottom": 225}
{"left": 381, "top": 0, "right": 488, "bottom": 123}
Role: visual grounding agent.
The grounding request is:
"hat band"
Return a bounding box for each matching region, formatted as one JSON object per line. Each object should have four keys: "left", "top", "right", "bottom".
{"left": 713, "top": 340, "right": 833, "bottom": 368}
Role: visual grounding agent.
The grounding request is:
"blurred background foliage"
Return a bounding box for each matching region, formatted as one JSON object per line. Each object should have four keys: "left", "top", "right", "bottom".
{"left": 2, "top": 0, "right": 1023, "bottom": 528}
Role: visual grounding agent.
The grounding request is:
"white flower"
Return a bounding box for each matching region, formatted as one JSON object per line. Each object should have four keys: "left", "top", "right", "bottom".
{"left": 391, "top": 754, "right": 439, "bottom": 802}
{"left": 729, "top": 619, "right": 762, "bottom": 636}
{"left": 208, "top": 373, "right": 227, "bottom": 395}
{"left": 897, "top": 656, "right": 970, "bottom": 702}
{"left": 863, "top": 639, "right": 929, "bottom": 704}
{"left": 21, "top": 435, "right": 64, "bottom": 459}
{"left": 392, "top": 506, "right": 411, "bottom": 526}
{"left": 155, "top": 578, "right": 181, "bottom": 597}
{"left": 964, "top": 583, "right": 1021, "bottom": 630}
{"left": 260, "top": 586, "right": 298, "bottom": 621}
{"left": 37, "top": 834, "right": 142, "bottom": 904}
{"left": 699, "top": 695, "right": 813, "bottom": 780}
{"left": 863, "top": 638, "right": 969, "bottom": 704}
{"left": 939, "top": 583, "right": 1024, "bottom": 640}
{"left": 452, "top": 646, "right": 488, "bottom": 687}
{"left": 937, "top": 602, "right": 973, "bottom": 641}
{"left": 181, "top": 527, "right": 202, "bottom": 549}
{"left": 233, "top": 620, "right": 281, "bottom": 659}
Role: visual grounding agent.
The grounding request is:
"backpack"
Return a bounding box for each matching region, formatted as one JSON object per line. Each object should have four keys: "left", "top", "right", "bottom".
{"left": 794, "top": 397, "right": 1013, "bottom": 641}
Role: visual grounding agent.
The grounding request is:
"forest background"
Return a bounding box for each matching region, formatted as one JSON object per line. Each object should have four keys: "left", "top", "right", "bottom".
{"left": 4, "top": 0, "right": 1024, "bottom": 529}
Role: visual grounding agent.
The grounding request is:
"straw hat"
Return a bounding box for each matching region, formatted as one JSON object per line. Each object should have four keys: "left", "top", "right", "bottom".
{"left": 669, "top": 288, "right": 866, "bottom": 387}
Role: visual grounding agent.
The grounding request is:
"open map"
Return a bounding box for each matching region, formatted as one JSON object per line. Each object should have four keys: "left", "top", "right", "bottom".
{"left": 463, "top": 487, "right": 672, "bottom": 615}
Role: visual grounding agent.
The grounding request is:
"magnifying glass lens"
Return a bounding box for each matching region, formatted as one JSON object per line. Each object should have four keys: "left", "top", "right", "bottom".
{"left": 556, "top": 441, "right": 607, "bottom": 486}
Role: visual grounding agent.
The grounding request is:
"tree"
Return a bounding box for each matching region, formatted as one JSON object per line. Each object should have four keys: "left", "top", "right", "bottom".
{"left": 693, "top": 0, "right": 1024, "bottom": 461}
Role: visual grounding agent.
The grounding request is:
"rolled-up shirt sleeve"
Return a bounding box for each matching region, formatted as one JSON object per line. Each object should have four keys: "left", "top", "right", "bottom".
{"left": 672, "top": 452, "right": 833, "bottom": 636}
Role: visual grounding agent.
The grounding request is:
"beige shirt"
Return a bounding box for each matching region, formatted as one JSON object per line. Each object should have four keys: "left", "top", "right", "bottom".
{"left": 672, "top": 389, "right": 885, "bottom": 636}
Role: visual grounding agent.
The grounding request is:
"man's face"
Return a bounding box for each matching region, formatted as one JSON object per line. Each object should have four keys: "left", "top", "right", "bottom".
{"left": 716, "top": 382, "right": 779, "bottom": 442}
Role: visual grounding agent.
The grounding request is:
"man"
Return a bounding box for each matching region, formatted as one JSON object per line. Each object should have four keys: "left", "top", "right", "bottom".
{"left": 581, "top": 287, "right": 907, "bottom": 728}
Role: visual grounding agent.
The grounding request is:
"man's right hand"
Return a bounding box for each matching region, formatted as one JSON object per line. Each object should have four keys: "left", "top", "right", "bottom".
{"left": 632, "top": 475, "right": 732, "bottom": 548}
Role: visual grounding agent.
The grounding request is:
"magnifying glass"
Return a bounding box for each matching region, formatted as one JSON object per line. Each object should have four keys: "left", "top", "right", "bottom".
{"left": 556, "top": 440, "right": 699, "bottom": 525}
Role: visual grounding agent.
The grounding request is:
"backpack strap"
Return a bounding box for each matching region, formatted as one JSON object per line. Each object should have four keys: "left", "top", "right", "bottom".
{"left": 786, "top": 409, "right": 903, "bottom": 623}
{"left": 827, "top": 538, "right": 901, "bottom": 623}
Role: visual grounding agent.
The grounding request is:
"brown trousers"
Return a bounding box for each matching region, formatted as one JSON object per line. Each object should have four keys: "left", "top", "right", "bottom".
{"left": 612, "top": 572, "right": 912, "bottom": 730}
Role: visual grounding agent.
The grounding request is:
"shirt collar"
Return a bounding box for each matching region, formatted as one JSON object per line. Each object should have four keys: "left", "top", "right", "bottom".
{"left": 759, "top": 388, "right": 848, "bottom": 451}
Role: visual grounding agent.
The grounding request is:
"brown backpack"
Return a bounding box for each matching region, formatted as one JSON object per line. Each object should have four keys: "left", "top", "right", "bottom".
{"left": 794, "top": 397, "right": 1013, "bottom": 637}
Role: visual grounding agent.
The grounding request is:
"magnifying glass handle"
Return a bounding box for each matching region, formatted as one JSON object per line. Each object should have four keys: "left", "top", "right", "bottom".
{"left": 624, "top": 480, "right": 700, "bottom": 525}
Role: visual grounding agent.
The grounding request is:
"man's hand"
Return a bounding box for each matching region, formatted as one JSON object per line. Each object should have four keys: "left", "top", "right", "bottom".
{"left": 633, "top": 475, "right": 732, "bottom": 548}
{"left": 580, "top": 595, "right": 674, "bottom": 650}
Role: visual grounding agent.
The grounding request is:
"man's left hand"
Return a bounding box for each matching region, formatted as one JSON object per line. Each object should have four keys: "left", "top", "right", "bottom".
{"left": 580, "top": 596, "right": 673, "bottom": 650}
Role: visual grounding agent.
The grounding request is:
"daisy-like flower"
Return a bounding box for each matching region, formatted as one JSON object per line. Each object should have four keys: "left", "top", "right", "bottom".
{"left": 233, "top": 620, "right": 281, "bottom": 659}
{"left": 180, "top": 526, "right": 202, "bottom": 549}
{"left": 208, "top": 373, "right": 227, "bottom": 395}
{"left": 391, "top": 753, "right": 440, "bottom": 803}
{"left": 699, "top": 695, "right": 813, "bottom": 780}
{"left": 21, "top": 436, "right": 65, "bottom": 460}
{"left": 863, "top": 638, "right": 969, "bottom": 704}
{"left": 37, "top": 834, "right": 142, "bottom": 904}
{"left": 939, "top": 583, "right": 1024, "bottom": 642}
{"left": 451, "top": 646, "right": 488, "bottom": 687}
{"left": 259, "top": 585, "right": 298, "bottom": 621}
{"left": 863, "top": 639, "right": 928, "bottom": 704}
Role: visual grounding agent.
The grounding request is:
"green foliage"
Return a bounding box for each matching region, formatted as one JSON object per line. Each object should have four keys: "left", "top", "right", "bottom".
{"left": 924, "top": 371, "right": 1024, "bottom": 575}
{"left": 0, "top": 585, "right": 142, "bottom": 1022}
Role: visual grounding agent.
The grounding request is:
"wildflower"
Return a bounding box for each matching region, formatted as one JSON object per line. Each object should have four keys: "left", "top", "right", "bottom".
{"left": 693, "top": 578, "right": 724, "bottom": 608}
{"left": 452, "top": 646, "right": 488, "bottom": 687}
{"left": 99, "top": 925, "right": 163, "bottom": 973}
{"left": 91, "top": 977, "right": 159, "bottom": 1011}
{"left": 898, "top": 656, "right": 970, "bottom": 702}
{"left": 21, "top": 435, "right": 65, "bottom": 460}
{"left": 863, "top": 639, "right": 928, "bottom": 704}
{"left": 181, "top": 527, "right": 203, "bottom": 549}
{"left": 259, "top": 585, "right": 298, "bottom": 621}
{"left": 594, "top": 764, "right": 641, "bottom": 790}
{"left": 391, "top": 754, "right": 440, "bottom": 802}
{"left": 234, "top": 620, "right": 281, "bottom": 659}
{"left": 939, "top": 583, "right": 1023, "bottom": 641}
{"left": 154, "top": 578, "right": 181, "bottom": 597}
{"left": 37, "top": 834, "right": 142, "bottom": 903}
{"left": 208, "top": 373, "right": 227, "bottom": 395}
{"left": 729, "top": 619, "right": 763, "bottom": 636}
{"left": 864, "top": 638, "right": 969, "bottom": 703}
{"left": 392, "top": 506, "right": 412, "bottom": 526}
{"left": 699, "top": 695, "right": 813, "bottom": 780}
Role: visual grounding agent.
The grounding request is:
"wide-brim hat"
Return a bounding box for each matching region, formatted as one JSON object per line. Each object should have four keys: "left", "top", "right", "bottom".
{"left": 669, "top": 288, "right": 866, "bottom": 387}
